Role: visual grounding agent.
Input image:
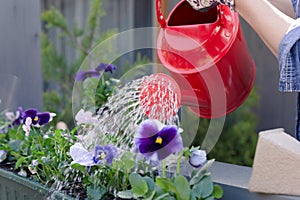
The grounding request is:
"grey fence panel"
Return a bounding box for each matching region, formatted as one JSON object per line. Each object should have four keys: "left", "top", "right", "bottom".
{"left": 40, "top": 0, "right": 138, "bottom": 67}
{"left": 0, "top": 0, "right": 43, "bottom": 111}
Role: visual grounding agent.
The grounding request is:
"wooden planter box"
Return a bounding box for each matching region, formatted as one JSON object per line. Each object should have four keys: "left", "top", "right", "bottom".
{"left": 0, "top": 168, "right": 74, "bottom": 200}
{"left": 1, "top": 162, "right": 299, "bottom": 200}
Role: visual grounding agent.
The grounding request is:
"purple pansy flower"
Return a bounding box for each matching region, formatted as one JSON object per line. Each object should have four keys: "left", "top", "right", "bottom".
{"left": 95, "top": 63, "right": 117, "bottom": 74}
{"left": 23, "top": 109, "right": 51, "bottom": 127}
{"left": 75, "top": 62, "right": 117, "bottom": 82}
{"left": 4, "top": 107, "right": 54, "bottom": 135}
{"left": 134, "top": 119, "right": 184, "bottom": 161}
{"left": 70, "top": 143, "right": 117, "bottom": 166}
{"left": 5, "top": 106, "right": 24, "bottom": 126}
{"left": 75, "top": 109, "right": 98, "bottom": 125}
{"left": 28, "top": 160, "right": 39, "bottom": 174}
{"left": 0, "top": 127, "right": 7, "bottom": 134}
{"left": 189, "top": 149, "right": 207, "bottom": 168}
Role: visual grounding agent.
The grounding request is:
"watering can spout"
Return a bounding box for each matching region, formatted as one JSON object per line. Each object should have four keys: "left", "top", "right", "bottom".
{"left": 156, "top": 0, "right": 256, "bottom": 119}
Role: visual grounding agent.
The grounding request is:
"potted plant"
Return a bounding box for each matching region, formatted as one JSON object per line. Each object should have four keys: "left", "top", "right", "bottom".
{"left": 0, "top": 63, "right": 223, "bottom": 200}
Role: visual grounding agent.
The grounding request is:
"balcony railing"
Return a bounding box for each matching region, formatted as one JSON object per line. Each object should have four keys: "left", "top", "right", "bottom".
{"left": 211, "top": 162, "right": 300, "bottom": 200}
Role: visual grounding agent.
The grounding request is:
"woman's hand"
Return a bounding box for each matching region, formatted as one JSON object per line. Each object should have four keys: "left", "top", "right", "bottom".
{"left": 186, "top": 0, "right": 234, "bottom": 11}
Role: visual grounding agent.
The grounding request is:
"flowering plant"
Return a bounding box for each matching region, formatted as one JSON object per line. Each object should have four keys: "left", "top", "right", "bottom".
{"left": 0, "top": 63, "right": 223, "bottom": 200}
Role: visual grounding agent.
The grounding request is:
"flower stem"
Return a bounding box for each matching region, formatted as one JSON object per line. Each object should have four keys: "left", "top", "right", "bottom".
{"left": 101, "top": 75, "right": 105, "bottom": 85}
{"left": 176, "top": 151, "right": 183, "bottom": 175}
{"left": 162, "top": 160, "right": 166, "bottom": 178}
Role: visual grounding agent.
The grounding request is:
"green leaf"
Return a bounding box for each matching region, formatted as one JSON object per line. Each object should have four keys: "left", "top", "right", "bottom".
{"left": 144, "top": 190, "right": 156, "bottom": 200}
{"left": 165, "top": 197, "right": 176, "bottom": 200}
{"left": 190, "top": 159, "right": 214, "bottom": 186}
{"left": 123, "top": 158, "right": 136, "bottom": 171}
{"left": 200, "top": 176, "right": 214, "bottom": 198}
{"left": 144, "top": 176, "right": 155, "bottom": 191}
{"left": 15, "top": 156, "right": 26, "bottom": 169}
{"left": 190, "top": 192, "right": 197, "bottom": 200}
{"left": 8, "top": 128, "right": 21, "bottom": 140}
{"left": 212, "top": 184, "right": 223, "bottom": 199}
{"left": 70, "top": 163, "right": 87, "bottom": 173}
{"left": 155, "top": 177, "right": 177, "bottom": 193}
{"left": 154, "top": 193, "right": 170, "bottom": 200}
{"left": 129, "top": 173, "right": 148, "bottom": 197}
{"left": 143, "top": 177, "right": 156, "bottom": 200}
{"left": 174, "top": 175, "right": 191, "bottom": 200}
{"left": 204, "top": 196, "right": 215, "bottom": 200}
{"left": 87, "top": 185, "right": 106, "bottom": 200}
{"left": 117, "top": 190, "right": 134, "bottom": 199}
{"left": 114, "top": 151, "right": 135, "bottom": 171}
{"left": 41, "top": 7, "right": 68, "bottom": 31}
{"left": 9, "top": 140, "right": 23, "bottom": 152}
{"left": 189, "top": 171, "right": 206, "bottom": 186}
{"left": 192, "top": 176, "right": 214, "bottom": 199}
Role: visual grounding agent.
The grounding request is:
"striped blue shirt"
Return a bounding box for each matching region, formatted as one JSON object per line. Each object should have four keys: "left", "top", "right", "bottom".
{"left": 278, "top": 0, "right": 300, "bottom": 139}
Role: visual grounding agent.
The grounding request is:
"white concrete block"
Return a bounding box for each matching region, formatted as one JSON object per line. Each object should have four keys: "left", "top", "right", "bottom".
{"left": 248, "top": 128, "right": 300, "bottom": 196}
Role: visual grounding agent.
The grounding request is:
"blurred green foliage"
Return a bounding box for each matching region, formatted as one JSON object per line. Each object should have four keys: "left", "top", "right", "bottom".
{"left": 192, "top": 88, "right": 259, "bottom": 166}
{"left": 41, "top": 0, "right": 151, "bottom": 129}
{"left": 41, "top": 0, "right": 116, "bottom": 128}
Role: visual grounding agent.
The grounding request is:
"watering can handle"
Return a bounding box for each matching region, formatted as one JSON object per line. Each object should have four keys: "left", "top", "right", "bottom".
{"left": 156, "top": 0, "right": 167, "bottom": 28}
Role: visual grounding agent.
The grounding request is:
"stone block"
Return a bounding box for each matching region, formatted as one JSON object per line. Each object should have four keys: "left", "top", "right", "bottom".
{"left": 248, "top": 128, "right": 300, "bottom": 196}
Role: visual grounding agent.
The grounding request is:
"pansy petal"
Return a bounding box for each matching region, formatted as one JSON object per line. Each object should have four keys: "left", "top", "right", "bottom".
{"left": 16, "top": 107, "right": 23, "bottom": 117}
{"left": 96, "top": 63, "right": 117, "bottom": 73}
{"left": 95, "top": 63, "right": 108, "bottom": 71}
{"left": 147, "top": 133, "right": 183, "bottom": 161}
{"left": 136, "top": 119, "right": 163, "bottom": 138}
{"left": 49, "top": 113, "right": 56, "bottom": 122}
{"left": 105, "top": 64, "right": 117, "bottom": 73}
{"left": 135, "top": 120, "right": 184, "bottom": 161}
{"left": 0, "top": 127, "right": 7, "bottom": 133}
{"left": 5, "top": 112, "right": 15, "bottom": 121}
{"left": 159, "top": 134, "right": 183, "bottom": 160}
{"left": 103, "top": 145, "right": 118, "bottom": 164}
{"left": 24, "top": 109, "right": 37, "bottom": 119}
{"left": 12, "top": 107, "right": 23, "bottom": 126}
{"left": 70, "top": 143, "right": 95, "bottom": 166}
{"left": 75, "top": 71, "right": 87, "bottom": 82}
{"left": 25, "top": 117, "right": 32, "bottom": 126}
{"left": 37, "top": 112, "right": 51, "bottom": 125}
{"left": 135, "top": 136, "right": 157, "bottom": 154}
{"left": 75, "top": 109, "right": 85, "bottom": 123}
{"left": 157, "top": 125, "right": 178, "bottom": 146}
{"left": 75, "top": 70, "right": 100, "bottom": 82}
{"left": 75, "top": 109, "right": 98, "bottom": 125}
{"left": 94, "top": 145, "right": 104, "bottom": 157}
{"left": 136, "top": 125, "right": 178, "bottom": 153}
{"left": 86, "top": 70, "right": 100, "bottom": 78}
{"left": 189, "top": 150, "right": 207, "bottom": 168}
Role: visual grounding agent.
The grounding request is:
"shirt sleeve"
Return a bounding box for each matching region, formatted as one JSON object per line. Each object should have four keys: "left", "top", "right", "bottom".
{"left": 278, "top": 18, "right": 300, "bottom": 92}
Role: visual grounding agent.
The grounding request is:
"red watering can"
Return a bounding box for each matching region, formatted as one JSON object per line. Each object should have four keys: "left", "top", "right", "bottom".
{"left": 156, "top": 0, "right": 256, "bottom": 118}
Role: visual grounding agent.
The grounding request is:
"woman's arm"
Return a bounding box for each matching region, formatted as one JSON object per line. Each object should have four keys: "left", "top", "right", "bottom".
{"left": 268, "top": 0, "right": 295, "bottom": 18}
{"left": 235, "top": 0, "right": 295, "bottom": 57}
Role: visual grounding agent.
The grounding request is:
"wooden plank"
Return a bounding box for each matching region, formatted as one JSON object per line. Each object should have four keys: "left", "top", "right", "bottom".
{"left": 0, "top": 0, "right": 43, "bottom": 111}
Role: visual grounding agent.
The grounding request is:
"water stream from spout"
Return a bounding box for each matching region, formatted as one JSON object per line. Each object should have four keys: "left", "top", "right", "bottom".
{"left": 86, "top": 73, "right": 181, "bottom": 150}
